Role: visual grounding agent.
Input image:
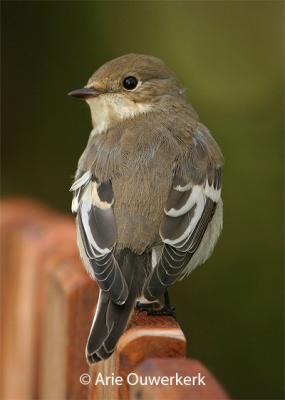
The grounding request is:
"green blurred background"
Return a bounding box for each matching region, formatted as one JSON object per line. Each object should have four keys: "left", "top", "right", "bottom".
{"left": 2, "top": 1, "right": 283, "bottom": 399}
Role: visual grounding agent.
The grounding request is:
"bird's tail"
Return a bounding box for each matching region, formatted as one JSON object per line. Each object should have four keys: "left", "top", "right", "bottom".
{"left": 86, "top": 249, "right": 150, "bottom": 364}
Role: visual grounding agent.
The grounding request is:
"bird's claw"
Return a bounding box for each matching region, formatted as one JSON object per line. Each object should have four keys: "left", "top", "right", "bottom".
{"left": 135, "top": 301, "right": 176, "bottom": 319}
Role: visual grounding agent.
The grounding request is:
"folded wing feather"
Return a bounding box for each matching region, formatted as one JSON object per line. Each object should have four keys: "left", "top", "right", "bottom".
{"left": 70, "top": 171, "right": 128, "bottom": 305}
{"left": 143, "top": 166, "right": 222, "bottom": 301}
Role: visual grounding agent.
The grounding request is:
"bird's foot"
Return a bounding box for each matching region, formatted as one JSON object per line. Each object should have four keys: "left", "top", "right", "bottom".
{"left": 135, "top": 301, "right": 160, "bottom": 313}
{"left": 147, "top": 304, "right": 176, "bottom": 319}
{"left": 135, "top": 301, "right": 176, "bottom": 319}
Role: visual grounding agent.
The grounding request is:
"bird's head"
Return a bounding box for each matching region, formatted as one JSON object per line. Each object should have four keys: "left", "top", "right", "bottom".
{"left": 69, "top": 54, "right": 186, "bottom": 131}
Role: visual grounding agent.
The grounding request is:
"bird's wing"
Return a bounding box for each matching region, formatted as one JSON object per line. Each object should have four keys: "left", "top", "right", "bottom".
{"left": 144, "top": 124, "right": 223, "bottom": 301}
{"left": 70, "top": 170, "right": 128, "bottom": 305}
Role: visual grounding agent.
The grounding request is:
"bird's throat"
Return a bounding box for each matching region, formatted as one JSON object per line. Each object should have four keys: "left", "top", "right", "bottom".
{"left": 87, "top": 94, "right": 151, "bottom": 136}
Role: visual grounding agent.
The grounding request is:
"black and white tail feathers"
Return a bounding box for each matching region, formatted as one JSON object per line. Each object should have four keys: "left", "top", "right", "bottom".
{"left": 86, "top": 249, "right": 150, "bottom": 364}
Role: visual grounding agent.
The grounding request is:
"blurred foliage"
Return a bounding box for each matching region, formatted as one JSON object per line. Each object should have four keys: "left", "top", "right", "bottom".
{"left": 1, "top": 2, "right": 284, "bottom": 399}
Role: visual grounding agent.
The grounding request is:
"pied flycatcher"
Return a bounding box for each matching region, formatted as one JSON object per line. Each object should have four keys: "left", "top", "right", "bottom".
{"left": 69, "top": 54, "right": 223, "bottom": 364}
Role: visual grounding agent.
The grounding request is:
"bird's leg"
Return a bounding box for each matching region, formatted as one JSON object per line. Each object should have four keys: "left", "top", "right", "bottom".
{"left": 153, "top": 290, "right": 176, "bottom": 319}
{"left": 163, "top": 290, "right": 176, "bottom": 317}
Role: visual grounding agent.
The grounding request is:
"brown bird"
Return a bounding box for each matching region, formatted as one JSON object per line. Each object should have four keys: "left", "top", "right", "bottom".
{"left": 69, "top": 53, "right": 223, "bottom": 364}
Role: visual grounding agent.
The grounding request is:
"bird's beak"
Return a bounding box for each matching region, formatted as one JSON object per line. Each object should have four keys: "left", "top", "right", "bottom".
{"left": 68, "top": 87, "right": 101, "bottom": 99}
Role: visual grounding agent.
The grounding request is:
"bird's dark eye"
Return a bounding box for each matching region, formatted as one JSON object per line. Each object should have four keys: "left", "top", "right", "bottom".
{"left": 123, "top": 76, "right": 138, "bottom": 90}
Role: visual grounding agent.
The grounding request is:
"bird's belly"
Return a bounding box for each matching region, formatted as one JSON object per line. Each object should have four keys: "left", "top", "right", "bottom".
{"left": 112, "top": 170, "right": 172, "bottom": 254}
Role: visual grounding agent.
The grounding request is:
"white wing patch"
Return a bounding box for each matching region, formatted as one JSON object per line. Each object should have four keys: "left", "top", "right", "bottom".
{"left": 70, "top": 170, "right": 92, "bottom": 191}
{"left": 70, "top": 171, "right": 114, "bottom": 213}
{"left": 164, "top": 185, "right": 205, "bottom": 217}
{"left": 160, "top": 176, "right": 221, "bottom": 249}
{"left": 204, "top": 181, "right": 221, "bottom": 203}
{"left": 80, "top": 197, "right": 111, "bottom": 257}
{"left": 91, "top": 182, "right": 114, "bottom": 210}
{"left": 70, "top": 170, "right": 92, "bottom": 213}
{"left": 174, "top": 182, "right": 192, "bottom": 192}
